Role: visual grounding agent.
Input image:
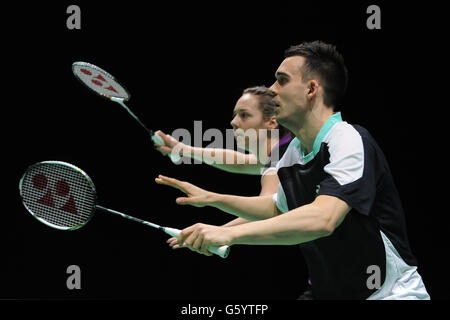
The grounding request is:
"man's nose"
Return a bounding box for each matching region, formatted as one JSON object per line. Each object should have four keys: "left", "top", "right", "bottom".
{"left": 269, "top": 82, "right": 278, "bottom": 95}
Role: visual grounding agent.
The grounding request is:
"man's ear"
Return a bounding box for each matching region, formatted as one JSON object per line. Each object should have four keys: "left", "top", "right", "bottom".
{"left": 306, "top": 79, "right": 320, "bottom": 100}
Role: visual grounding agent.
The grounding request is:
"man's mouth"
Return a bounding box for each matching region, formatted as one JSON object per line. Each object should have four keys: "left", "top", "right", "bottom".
{"left": 273, "top": 99, "right": 281, "bottom": 109}
{"left": 274, "top": 105, "right": 281, "bottom": 115}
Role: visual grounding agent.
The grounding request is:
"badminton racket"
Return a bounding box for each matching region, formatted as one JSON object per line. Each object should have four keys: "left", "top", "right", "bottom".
{"left": 72, "top": 62, "right": 179, "bottom": 162}
{"left": 18, "top": 160, "right": 230, "bottom": 258}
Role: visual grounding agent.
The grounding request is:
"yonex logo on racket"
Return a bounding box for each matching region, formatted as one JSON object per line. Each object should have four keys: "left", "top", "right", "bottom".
{"left": 31, "top": 173, "right": 78, "bottom": 215}
{"left": 79, "top": 68, "right": 119, "bottom": 93}
{"left": 20, "top": 161, "right": 231, "bottom": 257}
{"left": 72, "top": 62, "right": 129, "bottom": 99}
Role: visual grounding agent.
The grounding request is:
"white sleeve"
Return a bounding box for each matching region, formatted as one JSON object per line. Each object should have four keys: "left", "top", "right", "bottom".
{"left": 323, "top": 124, "right": 364, "bottom": 185}
{"left": 272, "top": 182, "right": 289, "bottom": 213}
{"left": 260, "top": 166, "right": 277, "bottom": 184}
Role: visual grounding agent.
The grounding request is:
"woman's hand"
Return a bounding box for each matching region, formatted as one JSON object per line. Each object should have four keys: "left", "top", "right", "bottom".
{"left": 155, "top": 175, "right": 215, "bottom": 207}
{"left": 153, "top": 130, "right": 185, "bottom": 157}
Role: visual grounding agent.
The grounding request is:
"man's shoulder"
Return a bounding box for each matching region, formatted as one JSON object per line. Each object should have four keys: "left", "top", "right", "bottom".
{"left": 326, "top": 121, "right": 364, "bottom": 142}
{"left": 325, "top": 121, "right": 381, "bottom": 155}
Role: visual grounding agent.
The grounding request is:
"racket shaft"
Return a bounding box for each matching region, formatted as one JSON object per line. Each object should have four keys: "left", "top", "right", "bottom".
{"left": 111, "top": 97, "right": 152, "bottom": 135}
{"left": 110, "top": 97, "right": 166, "bottom": 148}
{"left": 96, "top": 206, "right": 230, "bottom": 258}
{"left": 95, "top": 205, "right": 161, "bottom": 229}
{"left": 111, "top": 97, "right": 180, "bottom": 164}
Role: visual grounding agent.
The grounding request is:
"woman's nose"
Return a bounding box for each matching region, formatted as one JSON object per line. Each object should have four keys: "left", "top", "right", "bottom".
{"left": 230, "top": 116, "right": 239, "bottom": 129}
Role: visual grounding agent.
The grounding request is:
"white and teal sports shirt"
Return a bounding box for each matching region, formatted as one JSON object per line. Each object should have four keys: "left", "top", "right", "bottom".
{"left": 272, "top": 112, "right": 429, "bottom": 300}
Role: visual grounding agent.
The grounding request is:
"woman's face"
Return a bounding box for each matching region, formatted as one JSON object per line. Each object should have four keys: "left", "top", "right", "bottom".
{"left": 230, "top": 93, "right": 275, "bottom": 152}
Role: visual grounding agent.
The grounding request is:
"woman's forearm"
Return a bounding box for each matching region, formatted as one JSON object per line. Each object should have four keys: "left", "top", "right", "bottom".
{"left": 180, "top": 145, "right": 264, "bottom": 175}
{"left": 208, "top": 193, "right": 278, "bottom": 221}
{"left": 222, "top": 217, "right": 250, "bottom": 227}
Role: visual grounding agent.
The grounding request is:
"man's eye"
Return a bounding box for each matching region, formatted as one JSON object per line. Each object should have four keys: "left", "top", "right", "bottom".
{"left": 240, "top": 113, "right": 248, "bottom": 118}
{"left": 278, "top": 78, "right": 287, "bottom": 85}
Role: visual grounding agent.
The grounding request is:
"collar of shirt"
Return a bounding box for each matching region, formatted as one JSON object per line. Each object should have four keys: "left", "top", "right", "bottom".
{"left": 291, "top": 112, "right": 343, "bottom": 163}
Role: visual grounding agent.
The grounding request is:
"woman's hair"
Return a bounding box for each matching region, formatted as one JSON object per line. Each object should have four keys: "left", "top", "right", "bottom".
{"left": 242, "top": 86, "right": 291, "bottom": 138}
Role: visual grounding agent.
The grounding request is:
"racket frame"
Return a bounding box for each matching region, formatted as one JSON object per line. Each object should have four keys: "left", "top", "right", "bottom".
{"left": 19, "top": 160, "right": 97, "bottom": 231}
{"left": 72, "top": 61, "right": 166, "bottom": 148}
{"left": 72, "top": 61, "right": 131, "bottom": 102}
{"left": 19, "top": 161, "right": 229, "bottom": 258}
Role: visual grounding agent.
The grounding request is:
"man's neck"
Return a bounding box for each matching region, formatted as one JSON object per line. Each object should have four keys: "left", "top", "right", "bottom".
{"left": 295, "top": 106, "right": 334, "bottom": 155}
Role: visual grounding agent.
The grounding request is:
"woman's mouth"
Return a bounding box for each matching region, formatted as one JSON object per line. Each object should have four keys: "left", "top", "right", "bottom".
{"left": 233, "top": 129, "right": 245, "bottom": 137}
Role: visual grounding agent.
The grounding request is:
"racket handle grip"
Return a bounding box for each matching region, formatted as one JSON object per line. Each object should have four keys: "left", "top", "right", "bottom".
{"left": 151, "top": 132, "right": 181, "bottom": 163}
{"left": 163, "top": 227, "right": 230, "bottom": 259}
{"left": 151, "top": 132, "right": 165, "bottom": 146}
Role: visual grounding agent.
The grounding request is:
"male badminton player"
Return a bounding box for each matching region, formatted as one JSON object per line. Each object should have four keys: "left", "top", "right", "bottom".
{"left": 156, "top": 41, "right": 430, "bottom": 300}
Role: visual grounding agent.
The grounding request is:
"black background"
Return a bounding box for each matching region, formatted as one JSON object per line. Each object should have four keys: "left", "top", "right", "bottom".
{"left": 2, "top": 0, "right": 447, "bottom": 304}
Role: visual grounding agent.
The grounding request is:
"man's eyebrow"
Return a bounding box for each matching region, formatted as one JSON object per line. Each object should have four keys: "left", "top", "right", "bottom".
{"left": 275, "top": 71, "right": 290, "bottom": 78}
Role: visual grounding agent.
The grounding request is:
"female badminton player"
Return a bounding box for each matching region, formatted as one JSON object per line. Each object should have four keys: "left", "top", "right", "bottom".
{"left": 154, "top": 86, "right": 293, "bottom": 229}
{"left": 155, "top": 86, "right": 316, "bottom": 298}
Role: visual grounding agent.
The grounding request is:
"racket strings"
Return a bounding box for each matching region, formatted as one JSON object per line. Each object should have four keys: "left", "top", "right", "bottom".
{"left": 72, "top": 62, "right": 130, "bottom": 100}
{"left": 21, "top": 163, "right": 96, "bottom": 229}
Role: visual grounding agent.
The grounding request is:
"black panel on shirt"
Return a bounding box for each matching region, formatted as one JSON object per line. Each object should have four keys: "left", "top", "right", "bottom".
{"left": 278, "top": 141, "right": 386, "bottom": 299}
{"left": 277, "top": 125, "right": 417, "bottom": 299}
{"left": 277, "top": 143, "right": 330, "bottom": 208}
{"left": 319, "top": 125, "right": 417, "bottom": 267}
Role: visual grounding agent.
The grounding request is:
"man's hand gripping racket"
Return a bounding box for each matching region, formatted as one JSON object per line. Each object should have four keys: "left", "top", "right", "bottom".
{"left": 18, "top": 161, "right": 230, "bottom": 258}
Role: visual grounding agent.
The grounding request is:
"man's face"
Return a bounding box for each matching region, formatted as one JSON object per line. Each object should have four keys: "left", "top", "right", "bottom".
{"left": 269, "top": 56, "right": 309, "bottom": 125}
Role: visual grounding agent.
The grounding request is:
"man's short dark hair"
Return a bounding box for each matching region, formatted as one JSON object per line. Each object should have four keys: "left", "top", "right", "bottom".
{"left": 285, "top": 41, "right": 348, "bottom": 108}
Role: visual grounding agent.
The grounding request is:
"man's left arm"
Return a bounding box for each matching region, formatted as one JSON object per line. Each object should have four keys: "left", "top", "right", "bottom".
{"left": 177, "top": 195, "right": 351, "bottom": 255}
{"left": 230, "top": 195, "right": 350, "bottom": 245}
